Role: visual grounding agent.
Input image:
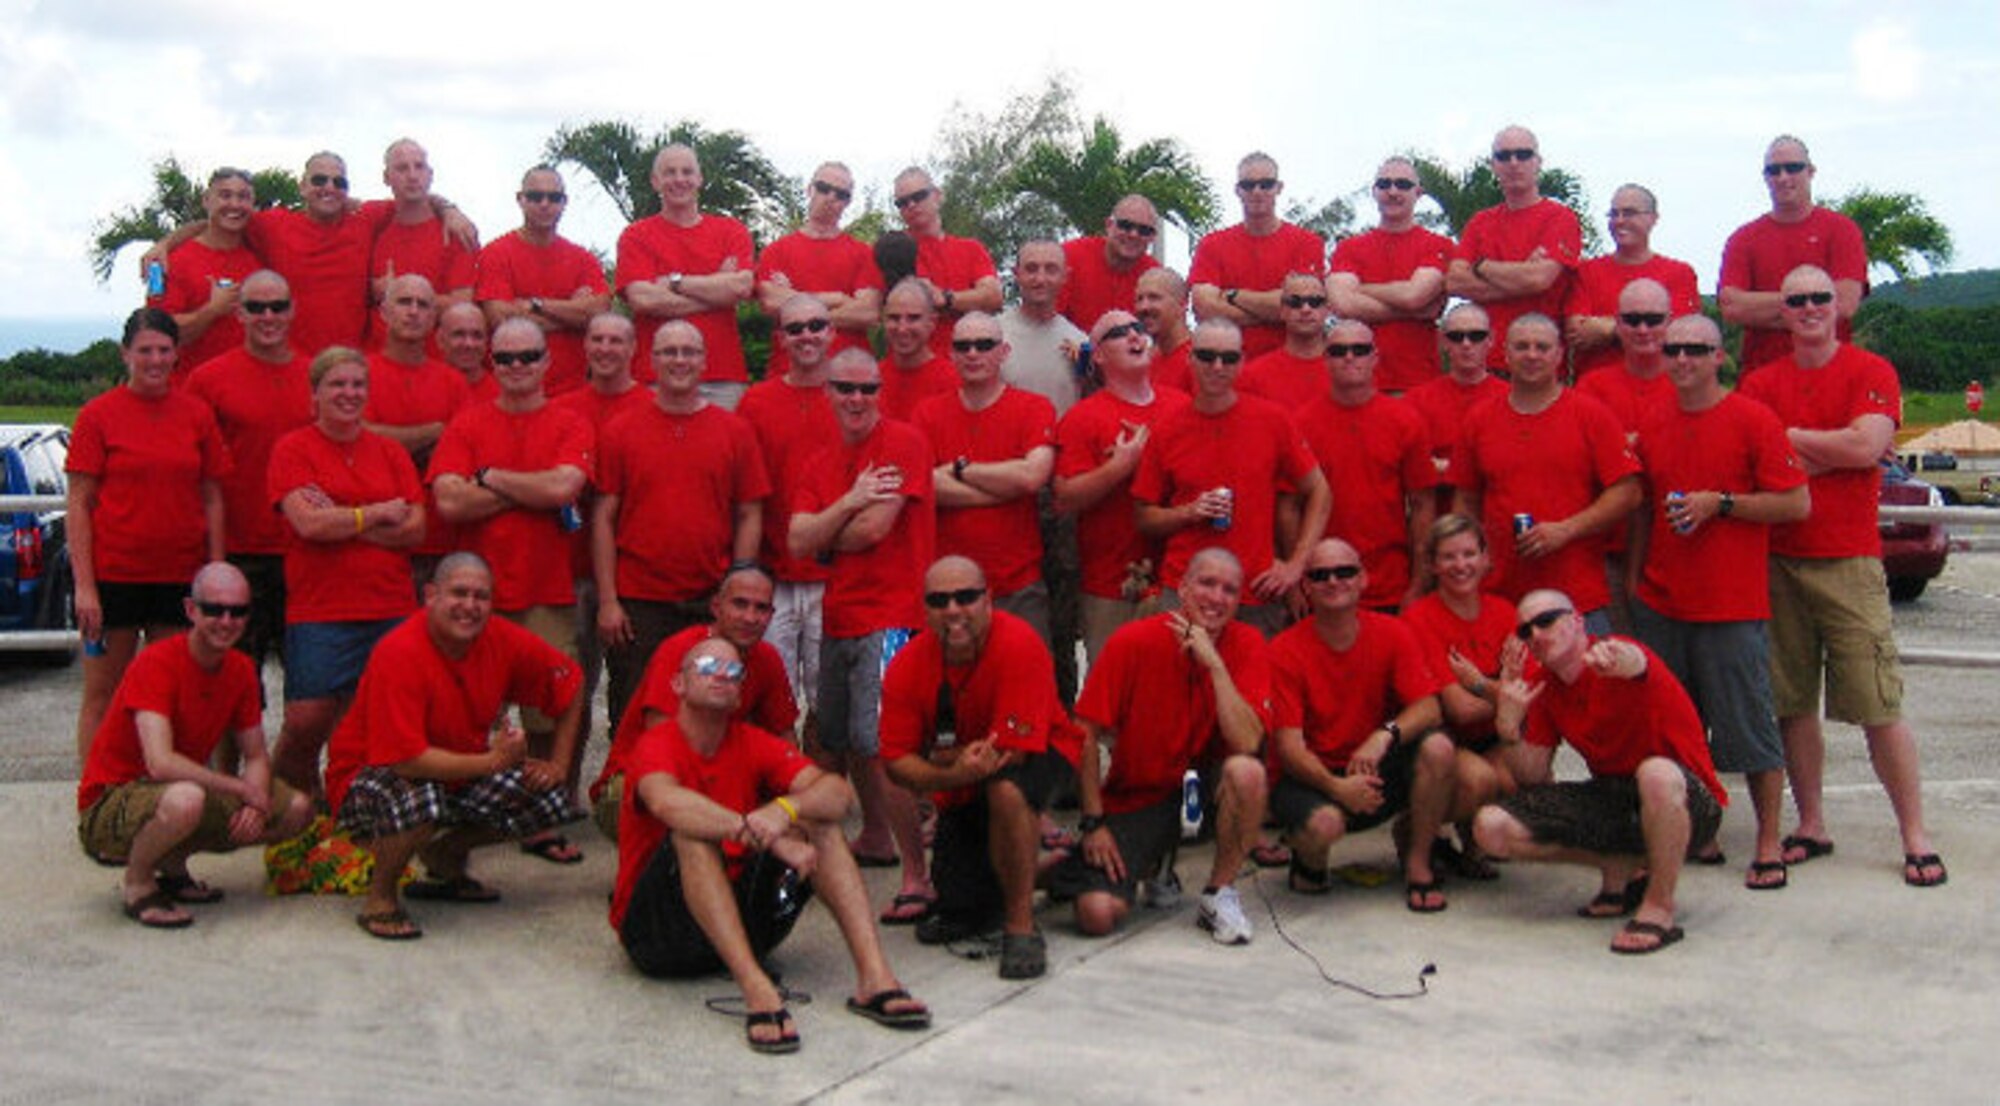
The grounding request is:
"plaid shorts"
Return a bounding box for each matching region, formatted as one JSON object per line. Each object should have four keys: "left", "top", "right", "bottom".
{"left": 338, "top": 765, "right": 582, "bottom": 842}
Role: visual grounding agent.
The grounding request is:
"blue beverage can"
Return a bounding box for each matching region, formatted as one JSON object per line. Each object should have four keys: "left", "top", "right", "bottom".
{"left": 1667, "top": 491, "right": 1692, "bottom": 535}
{"left": 1180, "top": 768, "right": 1203, "bottom": 839}
{"left": 1512, "top": 512, "right": 1535, "bottom": 538}
{"left": 1210, "top": 487, "right": 1234, "bottom": 532}
{"left": 145, "top": 261, "right": 166, "bottom": 297}
{"left": 558, "top": 502, "right": 584, "bottom": 533}
{"left": 83, "top": 636, "right": 107, "bottom": 658}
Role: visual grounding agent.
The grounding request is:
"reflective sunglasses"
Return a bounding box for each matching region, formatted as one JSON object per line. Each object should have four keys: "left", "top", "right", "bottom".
{"left": 1514, "top": 607, "right": 1573, "bottom": 640}
{"left": 811, "top": 179, "right": 853, "bottom": 202}
{"left": 691, "top": 654, "right": 746, "bottom": 682}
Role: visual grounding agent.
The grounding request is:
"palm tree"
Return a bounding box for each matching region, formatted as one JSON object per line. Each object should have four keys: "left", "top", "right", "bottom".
{"left": 930, "top": 78, "right": 1080, "bottom": 264}
{"left": 1405, "top": 153, "right": 1600, "bottom": 253}
{"left": 89, "top": 157, "right": 300, "bottom": 283}
{"left": 1007, "top": 116, "right": 1220, "bottom": 249}
{"left": 1830, "top": 187, "right": 1955, "bottom": 283}
{"left": 543, "top": 120, "right": 798, "bottom": 243}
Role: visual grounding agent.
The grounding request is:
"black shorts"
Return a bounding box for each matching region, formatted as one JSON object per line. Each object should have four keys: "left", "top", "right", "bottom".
{"left": 1045, "top": 796, "right": 1179, "bottom": 903}
{"left": 1270, "top": 733, "right": 1423, "bottom": 836}
{"left": 98, "top": 580, "right": 189, "bottom": 631}
{"left": 619, "top": 845, "right": 812, "bottom": 979}
{"left": 932, "top": 748, "right": 1077, "bottom": 923}
{"left": 1498, "top": 767, "right": 1723, "bottom": 856}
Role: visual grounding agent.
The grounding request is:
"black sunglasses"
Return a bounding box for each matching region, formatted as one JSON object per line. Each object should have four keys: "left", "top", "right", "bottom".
{"left": 1662, "top": 342, "right": 1717, "bottom": 358}
{"left": 1236, "top": 178, "right": 1280, "bottom": 192}
{"left": 1443, "top": 329, "right": 1489, "bottom": 344}
{"left": 923, "top": 586, "right": 987, "bottom": 610}
{"left": 1282, "top": 294, "right": 1327, "bottom": 309}
{"left": 783, "top": 318, "right": 831, "bottom": 336}
{"left": 811, "top": 179, "right": 853, "bottom": 202}
{"left": 1325, "top": 342, "right": 1374, "bottom": 359}
{"left": 1374, "top": 178, "right": 1417, "bottom": 192}
{"left": 1099, "top": 321, "right": 1144, "bottom": 342}
{"left": 1763, "top": 161, "right": 1810, "bottom": 177}
{"left": 308, "top": 173, "right": 350, "bottom": 189}
{"left": 492, "top": 349, "right": 545, "bottom": 366}
{"left": 1618, "top": 312, "right": 1668, "bottom": 328}
{"left": 1514, "top": 607, "right": 1572, "bottom": 640}
{"left": 1191, "top": 349, "right": 1241, "bottom": 365}
{"left": 520, "top": 190, "right": 566, "bottom": 204}
{"left": 952, "top": 337, "right": 1001, "bottom": 353}
{"left": 894, "top": 187, "right": 934, "bottom": 209}
{"left": 828, "top": 380, "right": 881, "bottom": 396}
{"left": 1113, "top": 217, "right": 1158, "bottom": 237}
{"left": 1303, "top": 564, "right": 1362, "bottom": 583}
{"left": 195, "top": 601, "right": 251, "bottom": 619}
{"left": 1784, "top": 291, "right": 1835, "bottom": 308}
{"left": 1491, "top": 148, "right": 1537, "bottom": 163}
{"left": 242, "top": 299, "right": 291, "bottom": 315}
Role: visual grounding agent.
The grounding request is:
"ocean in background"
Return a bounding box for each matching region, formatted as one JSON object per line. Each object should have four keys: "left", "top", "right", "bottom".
{"left": 0, "top": 317, "right": 122, "bottom": 357}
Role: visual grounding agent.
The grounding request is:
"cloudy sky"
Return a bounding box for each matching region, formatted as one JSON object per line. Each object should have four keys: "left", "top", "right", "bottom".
{"left": 3, "top": 0, "right": 1993, "bottom": 339}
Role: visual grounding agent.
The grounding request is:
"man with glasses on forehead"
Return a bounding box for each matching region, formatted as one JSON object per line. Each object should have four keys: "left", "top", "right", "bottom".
{"left": 1408, "top": 304, "right": 1507, "bottom": 499}
{"left": 1058, "top": 194, "right": 1163, "bottom": 334}
{"left": 1629, "top": 314, "right": 1808, "bottom": 890}
{"left": 1190, "top": 152, "right": 1326, "bottom": 360}
{"left": 1446, "top": 126, "right": 1583, "bottom": 371}
{"left": 1737, "top": 264, "right": 1945, "bottom": 889}
{"left": 892, "top": 166, "right": 1002, "bottom": 358}
{"left": 1564, "top": 184, "right": 1700, "bottom": 379}
{"left": 77, "top": 563, "right": 314, "bottom": 929}
{"left": 1473, "top": 589, "right": 1727, "bottom": 954}
{"left": 1329, "top": 156, "right": 1454, "bottom": 393}
{"left": 476, "top": 165, "right": 612, "bottom": 397}
{"left": 756, "top": 162, "right": 883, "bottom": 376}
{"left": 618, "top": 144, "right": 757, "bottom": 406}
{"left": 1239, "top": 271, "right": 1333, "bottom": 413}
{"left": 370, "top": 139, "right": 478, "bottom": 343}
{"left": 1720, "top": 135, "right": 1868, "bottom": 371}
{"left": 147, "top": 167, "right": 259, "bottom": 378}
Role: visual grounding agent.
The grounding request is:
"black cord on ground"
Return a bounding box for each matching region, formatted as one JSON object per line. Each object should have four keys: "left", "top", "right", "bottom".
{"left": 1247, "top": 871, "right": 1436, "bottom": 1001}
{"left": 702, "top": 983, "right": 813, "bottom": 1017}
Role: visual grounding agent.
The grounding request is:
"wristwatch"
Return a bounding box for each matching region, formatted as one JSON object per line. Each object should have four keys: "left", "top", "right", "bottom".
{"left": 1383, "top": 720, "right": 1404, "bottom": 745}
{"left": 668, "top": 272, "right": 685, "bottom": 294}
{"left": 1225, "top": 288, "right": 1241, "bottom": 307}
{"left": 528, "top": 297, "right": 545, "bottom": 316}
{"left": 1718, "top": 492, "right": 1736, "bottom": 517}
{"left": 952, "top": 456, "right": 969, "bottom": 482}
{"left": 474, "top": 466, "right": 491, "bottom": 489}
{"left": 1078, "top": 815, "right": 1106, "bottom": 834}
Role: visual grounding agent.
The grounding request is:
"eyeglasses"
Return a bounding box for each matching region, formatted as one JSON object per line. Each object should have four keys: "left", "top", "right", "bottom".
{"left": 242, "top": 299, "right": 292, "bottom": 315}
{"left": 811, "top": 179, "right": 853, "bottom": 202}
{"left": 828, "top": 380, "right": 881, "bottom": 396}
{"left": 1282, "top": 294, "right": 1327, "bottom": 309}
{"left": 1618, "top": 312, "right": 1668, "bottom": 329}
{"left": 1443, "top": 329, "right": 1490, "bottom": 344}
{"left": 1374, "top": 178, "right": 1417, "bottom": 192}
{"left": 1514, "top": 607, "right": 1573, "bottom": 640}
{"left": 491, "top": 349, "right": 545, "bottom": 366}
{"left": 1236, "top": 178, "right": 1280, "bottom": 192}
{"left": 1098, "top": 321, "right": 1144, "bottom": 342}
{"left": 1763, "top": 161, "right": 1810, "bottom": 177}
{"left": 952, "top": 337, "right": 1001, "bottom": 353}
{"left": 1113, "top": 217, "right": 1158, "bottom": 238}
{"left": 520, "top": 190, "right": 566, "bottom": 204}
{"left": 923, "top": 586, "right": 987, "bottom": 610}
{"left": 195, "top": 601, "right": 252, "bottom": 620}
{"left": 1491, "top": 148, "right": 1537, "bottom": 163}
{"left": 783, "top": 318, "right": 831, "bottom": 336}
{"left": 1662, "top": 342, "right": 1717, "bottom": 358}
{"left": 1325, "top": 342, "right": 1374, "bottom": 359}
{"left": 690, "top": 654, "right": 746, "bottom": 682}
{"left": 1191, "top": 348, "right": 1242, "bottom": 365}
{"left": 1607, "top": 207, "right": 1653, "bottom": 220}
{"left": 1784, "top": 290, "right": 1835, "bottom": 308}
{"left": 308, "top": 173, "right": 350, "bottom": 190}
{"left": 894, "top": 187, "right": 934, "bottom": 209}
{"left": 1303, "top": 564, "right": 1362, "bottom": 583}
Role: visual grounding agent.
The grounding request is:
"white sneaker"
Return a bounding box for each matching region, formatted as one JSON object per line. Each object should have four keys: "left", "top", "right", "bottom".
{"left": 1140, "top": 868, "right": 1182, "bottom": 910}
{"left": 1196, "top": 885, "right": 1252, "bottom": 945}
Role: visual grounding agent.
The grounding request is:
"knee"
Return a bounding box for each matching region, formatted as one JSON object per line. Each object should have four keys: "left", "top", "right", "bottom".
{"left": 985, "top": 776, "right": 1030, "bottom": 819}
{"left": 1635, "top": 758, "right": 1688, "bottom": 811}
{"left": 1299, "top": 807, "right": 1344, "bottom": 850}
{"left": 1073, "top": 893, "right": 1124, "bottom": 938}
{"left": 154, "top": 783, "right": 207, "bottom": 830}
{"left": 1417, "top": 733, "right": 1456, "bottom": 777}
{"left": 1471, "top": 806, "right": 1518, "bottom": 857}
{"left": 275, "top": 789, "right": 313, "bottom": 837}
{"left": 1218, "top": 755, "right": 1266, "bottom": 800}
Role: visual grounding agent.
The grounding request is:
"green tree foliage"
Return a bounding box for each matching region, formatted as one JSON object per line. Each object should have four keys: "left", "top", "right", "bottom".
{"left": 543, "top": 120, "right": 799, "bottom": 244}
{"left": 1829, "top": 187, "right": 1955, "bottom": 284}
{"left": 1854, "top": 299, "right": 2000, "bottom": 392}
{"left": 89, "top": 157, "right": 301, "bottom": 283}
{"left": 1285, "top": 194, "right": 1360, "bottom": 244}
{"left": 1007, "top": 115, "right": 1219, "bottom": 248}
{"left": 0, "top": 341, "right": 124, "bottom": 404}
{"left": 927, "top": 77, "right": 1080, "bottom": 265}
{"left": 1404, "top": 154, "right": 1600, "bottom": 253}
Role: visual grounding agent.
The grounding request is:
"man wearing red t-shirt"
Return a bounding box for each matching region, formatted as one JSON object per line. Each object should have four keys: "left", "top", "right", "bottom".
{"left": 916, "top": 312, "right": 1057, "bottom": 640}
{"left": 613, "top": 637, "right": 929, "bottom": 1051}
{"left": 617, "top": 145, "right": 757, "bottom": 404}
{"left": 1631, "top": 314, "right": 1809, "bottom": 889}
{"left": 1564, "top": 185, "right": 1701, "bottom": 378}
{"left": 1190, "top": 152, "right": 1327, "bottom": 359}
{"left": 76, "top": 564, "right": 312, "bottom": 928}
{"left": 368, "top": 140, "right": 477, "bottom": 342}
{"left": 149, "top": 168, "right": 259, "bottom": 379}
{"left": 892, "top": 167, "right": 1002, "bottom": 357}
{"left": 363, "top": 274, "right": 471, "bottom": 573}
{"left": 1408, "top": 304, "right": 1507, "bottom": 506}
{"left": 1451, "top": 314, "right": 1641, "bottom": 622}
{"left": 1052, "top": 549, "right": 1272, "bottom": 944}
{"left": 1475, "top": 590, "right": 1727, "bottom": 954}
{"left": 330, "top": 553, "right": 584, "bottom": 940}
{"left": 1446, "top": 126, "right": 1584, "bottom": 370}
{"left": 877, "top": 279, "right": 958, "bottom": 422}
{"left": 1577, "top": 279, "right": 1680, "bottom": 631}
{"left": 186, "top": 269, "right": 314, "bottom": 668}
{"left": 1328, "top": 157, "right": 1454, "bottom": 392}
{"left": 1133, "top": 319, "right": 1329, "bottom": 636}
{"left": 1135, "top": 267, "right": 1196, "bottom": 394}
{"left": 1269, "top": 540, "right": 1459, "bottom": 912}
{"left": 1720, "top": 136, "right": 1869, "bottom": 371}
{"left": 755, "top": 162, "right": 883, "bottom": 377}
{"left": 476, "top": 165, "right": 613, "bottom": 396}
{"left": 594, "top": 319, "right": 770, "bottom": 744}
{"left": 1737, "top": 265, "right": 1943, "bottom": 889}
{"left": 1237, "top": 271, "right": 1331, "bottom": 414}
{"left": 1057, "top": 194, "right": 1162, "bottom": 334}
{"left": 1298, "top": 320, "right": 1438, "bottom": 611}
{"left": 1056, "top": 310, "right": 1192, "bottom": 658}
{"left": 436, "top": 303, "right": 495, "bottom": 401}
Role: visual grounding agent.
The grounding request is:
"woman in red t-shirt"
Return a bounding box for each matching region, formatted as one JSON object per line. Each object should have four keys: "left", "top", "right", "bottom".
{"left": 67, "top": 308, "right": 228, "bottom": 762}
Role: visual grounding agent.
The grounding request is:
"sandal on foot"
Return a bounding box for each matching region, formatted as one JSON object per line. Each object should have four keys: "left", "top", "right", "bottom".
{"left": 1405, "top": 880, "right": 1447, "bottom": 914}
{"left": 157, "top": 872, "right": 225, "bottom": 904}
{"left": 1288, "top": 856, "right": 1334, "bottom": 896}
{"left": 745, "top": 1008, "right": 801, "bottom": 1054}
{"left": 1780, "top": 834, "right": 1834, "bottom": 865}
{"left": 404, "top": 875, "right": 501, "bottom": 903}
{"left": 519, "top": 835, "right": 584, "bottom": 865}
{"left": 1904, "top": 852, "right": 1948, "bottom": 888}
{"left": 846, "top": 988, "right": 931, "bottom": 1030}
{"left": 1744, "top": 860, "right": 1789, "bottom": 891}
{"left": 1249, "top": 842, "right": 1292, "bottom": 869}
{"left": 1689, "top": 846, "right": 1727, "bottom": 866}
{"left": 123, "top": 889, "right": 193, "bottom": 929}
{"left": 878, "top": 892, "right": 935, "bottom": 925}
{"left": 1611, "top": 919, "right": 1684, "bottom": 955}
{"left": 1577, "top": 874, "right": 1649, "bottom": 919}
{"left": 355, "top": 908, "right": 423, "bottom": 940}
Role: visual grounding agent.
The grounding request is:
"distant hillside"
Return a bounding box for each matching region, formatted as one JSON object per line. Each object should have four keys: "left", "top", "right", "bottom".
{"left": 1868, "top": 269, "right": 2000, "bottom": 309}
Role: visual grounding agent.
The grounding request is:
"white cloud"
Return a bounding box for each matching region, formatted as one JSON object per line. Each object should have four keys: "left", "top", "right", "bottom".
{"left": 1851, "top": 20, "right": 1923, "bottom": 102}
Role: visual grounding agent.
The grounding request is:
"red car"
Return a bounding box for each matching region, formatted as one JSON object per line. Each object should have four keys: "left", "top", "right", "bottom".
{"left": 1880, "top": 459, "right": 1949, "bottom": 602}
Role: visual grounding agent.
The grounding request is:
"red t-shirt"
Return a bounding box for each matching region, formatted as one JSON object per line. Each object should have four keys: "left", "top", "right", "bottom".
{"left": 247, "top": 202, "right": 392, "bottom": 357}
{"left": 186, "top": 348, "right": 314, "bottom": 555}
{"left": 610, "top": 718, "right": 810, "bottom": 929}
{"left": 793, "top": 419, "right": 935, "bottom": 637}
{"left": 364, "top": 351, "right": 472, "bottom": 556}
{"left": 1564, "top": 254, "right": 1702, "bottom": 378}
{"left": 615, "top": 214, "right": 757, "bottom": 382}
{"left": 1056, "top": 236, "right": 1159, "bottom": 333}
{"left": 598, "top": 403, "right": 770, "bottom": 603}
{"left": 1401, "top": 592, "right": 1515, "bottom": 745}
{"left": 150, "top": 239, "right": 260, "bottom": 379}
{"left": 1452, "top": 390, "right": 1638, "bottom": 609}
{"left": 1269, "top": 612, "right": 1445, "bottom": 772}
{"left": 913, "top": 388, "right": 1056, "bottom": 595}
{"left": 592, "top": 625, "right": 798, "bottom": 803}
{"left": 1454, "top": 199, "right": 1583, "bottom": 369}
{"left": 914, "top": 234, "right": 999, "bottom": 358}
{"left": 1152, "top": 342, "right": 1194, "bottom": 395}
{"left": 879, "top": 610, "right": 1082, "bottom": 808}
{"left": 1737, "top": 344, "right": 1899, "bottom": 559}
{"left": 1075, "top": 614, "right": 1271, "bottom": 813}
{"left": 755, "top": 232, "right": 882, "bottom": 374}
{"left": 1130, "top": 395, "right": 1319, "bottom": 588}
{"left": 67, "top": 386, "right": 229, "bottom": 583}
{"left": 1634, "top": 393, "right": 1806, "bottom": 621}
{"left": 552, "top": 384, "right": 653, "bottom": 579}
{"left": 1407, "top": 374, "right": 1508, "bottom": 478}
{"left": 1056, "top": 386, "right": 1193, "bottom": 599}
{"left": 475, "top": 231, "right": 612, "bottom": 396}
{"left": 429, "top": 401, "right": 595, "bottom": 610}
{"left": 325, "top": 613, "right": 582, "bottom": 812}
{"left": 267, "top": 425, "right": 423, "bottom": 624}
{"left": 1524, "top": 638, "right": 1726, "bottom": 804}
{"left": 736, "top": 378, "right": 840, "bottom": 583}
{"left": 1574, "top": 367, "right": 1675, "bottom": 557}
{"left": 77, "top": 635, "right": 261, "bottom": 810}
{"left": 1719, "top": 207, "right": 1869, "bottom": 370}
{"left": 1329, "top": 225, "right": 1456, "bottom": 391}
{"left": 1238, "top": 348, "right": 1327, "bottom": 415}
{"left": 1298, "top": 393, "right": 1436, "bottom": 607}
{"left": 1189, "top": 223, "right": 1327, "bottom": 359}
{"left": 368, "top": 215, "right": 477, "bottom": 348}
{"left": 878, "top": 355, "right": 958, "bottom": 424}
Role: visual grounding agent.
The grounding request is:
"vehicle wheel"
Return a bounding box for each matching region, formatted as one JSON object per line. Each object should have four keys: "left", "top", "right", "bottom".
{"left": 1938, "top": 487, "right": 1962, "bottom": 506}
{"left": 1887, "top": 576, "right": 1929, "bottom": 603}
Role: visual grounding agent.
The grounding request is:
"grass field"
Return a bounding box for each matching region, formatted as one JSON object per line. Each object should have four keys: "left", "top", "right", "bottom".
{"left": 0, "top": 405, "right": 80, "bottom": 427}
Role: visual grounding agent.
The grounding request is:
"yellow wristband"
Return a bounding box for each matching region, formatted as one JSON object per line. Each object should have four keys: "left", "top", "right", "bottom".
{"left": 774, "top": 796, "right": 799, "bottom": 823}
{"left": 353, "top": 507, "right": 365, "bottom": 535}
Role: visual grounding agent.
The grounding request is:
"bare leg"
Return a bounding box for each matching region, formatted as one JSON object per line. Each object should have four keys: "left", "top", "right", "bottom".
{"left": 853, "top": 754, "right": 930, "bottom": 902}
{"left": 1745, "top": 768, "right": 1787, "bottom": 882}
{"left": 121, "top": 781, "right": 204, "bottom": 923}
{"left": 672, "top": 835, "right": 789, "bottom": 1046}
{"left": 273, "top": 696, "right": 350, "bottom": 801}
{"left": 1863, "top": 719, "right": 1935, "bottom": 861}
{"left": 76, "top": 628, "right": 142, "bottom": 764}
{"left": 359, "top": 825, "right": 430, "bottom": 923}
{"left": 1404, "top": 735, "right": 1457, "bottom": 895}
{"left": 1208, "top": 754, "right": 1266, "bottom": 890}
{"left": 1780, "top": 713, "right": 1829, "bottom": 852}
{"left": 804, "top": 821, "right": 923, "bottom": 1017}
{"left": 985, "top": 778, "right": 1041, "bottom": 936}
{"left": 1618, "top": 758, "right": 1691, "bottom": 948}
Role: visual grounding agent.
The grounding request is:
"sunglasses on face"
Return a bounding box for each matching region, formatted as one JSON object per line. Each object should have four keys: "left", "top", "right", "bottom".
{"left": 520, "top": 190, "right": 566, "bottom": 204}
{"left": 1113, "top": 217, "right": 1158, "bottom": 237}
{"left": 1491, "top": 148, "right": 1537, "bottom": 163}
{"left": 828, "top": 380, "right": 881, "bottom": 396}
{"left": 811, "top": 179, "right": 853, "bottom": 202}
{"left": 1443, "top": 329, "right": 1490, "bottom": 344}
{"left": 1191, "top": 348, "right": 1241, "bottom": 365}
{"left": 308, "top": 173, "right": 350, "bottom": 190}
{"left": 1663, "top": 342, "right": 1717, "bottom": 358}
{"left": 894, "top": 187, "right": 934, "bottom": 209}
{"left": 1325, "top": 342, "right": 1375, "bottom": 359}
{"left": 195, "top": 601, "right": 251, "bottom": 619}
{"left": 1303, "top": 564, "right": 1362, "bottom": 583}
{"left": 242, "top": 299, "right": 291, "bottom": 315}
{"left": 691, "top": 654, "right": 746, "bottom": 682}
{"left": 1282, "top": 294, "right": 1327, "bottom": 309}
{"left": 1098, "top": 321, "right": 1145, "bottom": 342}
{"left": 1763, "top": 161, "right": 1810, "bottom": 177}
{"left": 1784, "top": 290, "right": 1835, "bottom": 308}
{"left": 1236, "top": 178, "right": 1280, "bottom": 192}
{"left": 923, "top": 586, "right": 987, "bottom": 610}
{"left": 491, "top": 349, "right": 545, "bottom": 366}
{"left": 1618, "top": 312, "right": 1668, "bottom": 328}
{"left": 1514, "top": 607, "right": 1572, "bottom": 640}
{"left": 952, "top": 337, "right": 1001, "bottom": 353}
{"left": 783, "top": 318, "right": 831, "bottom": 336}
{"left": 1374, "top": 178, "right": 1417, "bottom": 192}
